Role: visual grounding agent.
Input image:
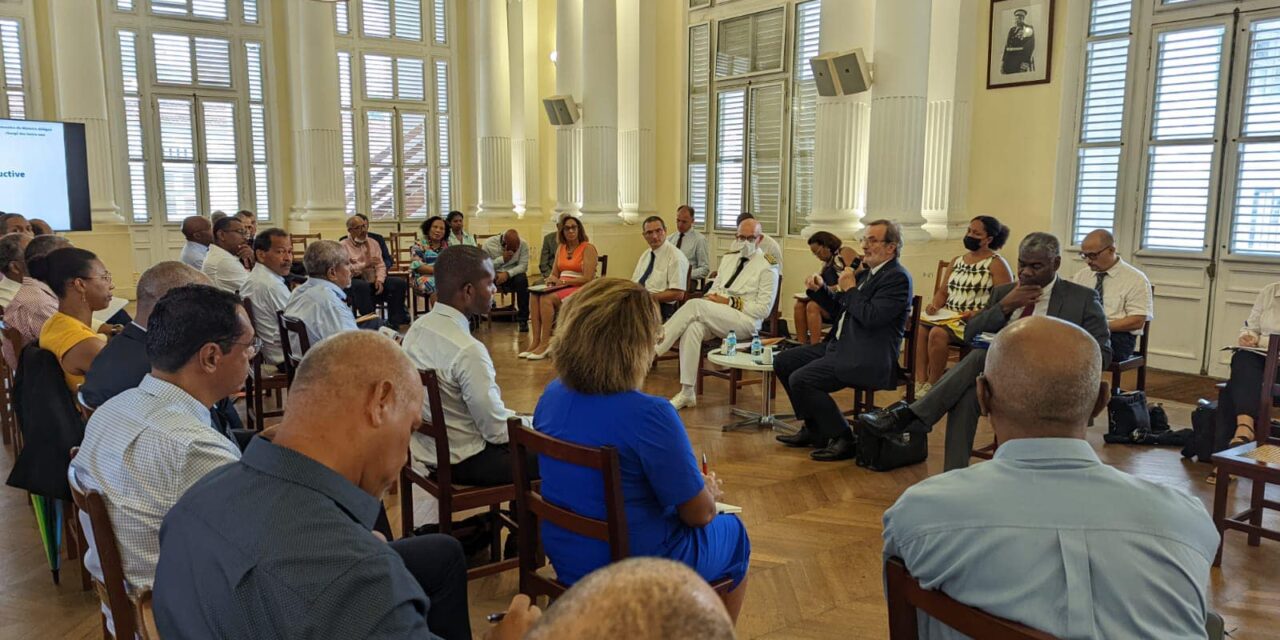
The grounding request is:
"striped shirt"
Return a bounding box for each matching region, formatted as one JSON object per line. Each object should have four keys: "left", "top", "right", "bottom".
{"left": 69, "top": 375, "right": 241, "bottom": 590}
{"left": 3, "top": 277, "right": 57, "bottom": 370}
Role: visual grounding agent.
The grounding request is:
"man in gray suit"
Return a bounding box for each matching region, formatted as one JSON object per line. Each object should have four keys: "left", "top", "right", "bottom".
{"left": 857, "top": 232, "right": 1110, "bottom": 471}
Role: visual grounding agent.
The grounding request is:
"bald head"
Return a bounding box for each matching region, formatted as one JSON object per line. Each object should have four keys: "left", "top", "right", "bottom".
{"left": 275, "top": 331, "right": 424, "bottom": 496}
{"left": 1080, "top": 228, "right": 1119, "bottom": 272}
{"left": 502, "top": 229, "right": 520, "bottom": 248}
{"left": 181, "top": 216, "right": 212, "bottom": 245}
{"left": 736, "top": 219, "right": 761, "bottom": 243}
{"left": 979, "top": 316, "right": 1108, "bottom": 440}
{"left": 526, "top": 558, "right": 735, "bottom": 640}
{"left": 136, "top": 261, "right": 210, "bottom": 327}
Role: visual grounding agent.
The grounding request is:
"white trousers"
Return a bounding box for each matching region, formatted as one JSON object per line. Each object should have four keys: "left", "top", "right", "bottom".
{"left": 656, "top": 299, "right": 759, "bottom": 387}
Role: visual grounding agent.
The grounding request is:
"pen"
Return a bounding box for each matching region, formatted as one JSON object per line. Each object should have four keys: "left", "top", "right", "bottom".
{"left": 486, "top": 612, "right": 506, "bottom": 623}
{"left": 702, "top": 452, "right": 708, "bottom": 475}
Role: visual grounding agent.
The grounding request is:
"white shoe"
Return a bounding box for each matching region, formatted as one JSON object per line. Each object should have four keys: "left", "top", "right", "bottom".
{"left": 518, "top": 351, "right": 532, "bottom": 359}
{"left": 526, "top": 351, "right": 550, "bottom": 361}
{"left": 669, "top": 392, "right": 697, "bottom": 410}
{"left": 915, "top": 382, "right": 933, "bottom": 397}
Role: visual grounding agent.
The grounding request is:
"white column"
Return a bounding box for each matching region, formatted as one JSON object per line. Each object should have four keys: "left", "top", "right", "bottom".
{"left": 803, "top": 0, "right": 874, "bottom": 238}
{"left": 865, "top": 0, "right": 932, "bottom": 242}
{"left": 577, "top": 0, "right": 620, "bottom": 224}
{"left": 473, "top": 0, "right": 516, "bottom": 218}
{"left": 520, "top": 0, "right": 542, "bottom": 220}
{"left": 509, "top": 0, "right": 527, "bottom": 216}
{"left": 553, "top": 0, "right": 582, "bottom": 219}
{"left": 921, "top": 0, "right": 977, "bottom": 240}
{"left": 284, "top": 0, "right": 345, "bottom": 222}
{"left": 47, "top": 0, "right": 121, "bottom": 224}
{"left": 617, "top": 0, "right": 655, "bottom": 224}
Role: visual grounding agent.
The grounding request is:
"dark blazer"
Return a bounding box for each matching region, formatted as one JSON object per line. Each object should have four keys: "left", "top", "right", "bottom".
{"left": 6, "top": 345, "right": 83, "bottom": 501}
{"left": 80, "top": 323, "right": 149, "bottom": 409}
{"left": 809, "top": 258, "right": 914, "bottom": 390}
{"left": 965, "top": 278, "right": 1113, "bottom": 368}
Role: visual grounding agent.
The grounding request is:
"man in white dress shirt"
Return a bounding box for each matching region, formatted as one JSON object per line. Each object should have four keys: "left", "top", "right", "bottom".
{"left": 482, "top": 230, "right": 532, "bottom": 332}
{"left": 655, "top": 219, "right": 779, "bottom": 410}
{"left": 0, "top": 232, "right": 31, "bottom": 308}
{"left": 240, "top": 228, "right": 292, "bottom": 370}
{"left": 669, "top": 205, "right": 710, "bottom": 282}
{"left": 178, "top": 216, "right": 212, "bottom": 271}
{"left": 883, "top": 316, "right": 1218, "bottom": 640}
{"left": 69, "top": 284, "right": 251, "bottom": 592}
{"left": 201, "top": 216, "right": 250, "bottom": 294}
{"left": 283, "top": 240, "right": 359, "bottom": 351}
{"left": 402, "top": 245, "right": 536, "bottom": 486}
{"left": 1071, "top": 229, "right": 1153, "bottom": 362}
{"left": 633, "top": 216, "right": 689, "bottom": 320}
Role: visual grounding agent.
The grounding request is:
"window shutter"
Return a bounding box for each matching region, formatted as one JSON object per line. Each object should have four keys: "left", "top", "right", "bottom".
{"left": 715, "top": 8, "right": 785, "bottom": 78}
{"left": 246, "top": 41, "right": 269, "bottom": 217}
{"left": 158, "top": 98, "right": 199, "bottom": 221}
{"left": 367, "top": 110, "right": 397, "bottom": 219}
{"left": 364, "top": 0, "right": 393, "bottom": 38}
{"left": 364, "top": 54, "right": 395, "bottom": 99}
{"left": 1229, "top": 18, "right": 1280, "bottom": 254}
{"left": 152, "top": 0, "right": 228, "bottom": 21}
{"left": 201, "top": 100, "right": 240, "bottom": 215}
{"left": 117, "top": 0, "right": 135, "bottom": 11}
{"left": 715, "top": 88, "right": 746, "bottom": 230}
{"left": 687, "top": 24, "right": 710, "bottom": 226}
{"left": 396, "top": 56, "right": 425, "bottom": 101}
{"left": 1089, "top": 0, "right": 1132, "bottom": 36}
{"left": 435, "top": 59, "right": 451, "bottom": 214}
{"left": 748, "top": 83, "right": 784, "bottom": 235}
{"left": 153, "top": 34, "right": 194, "bottom": 85}
{"left": 689, "top": 0, "right": 711, "bottom": 9}
{"left": 119, "top": 30, "right": 149, "bottom": 221}
{"left": 1141, "top": 25, "right": 1226, "bottom": 251}
{"left": 0, "top": 19, "right": 26, "bottom": 120}
{"left": 401, "top": 111, "right": 429, "bottom": 218}
{"left": 335, "top": 1, "right": 350, "bottom": 35}
{"left": 432, "top": 0, "right": 447, "bottom": 45}
{"left": 394, "top": 0, "right": 423, "bottom": 41}
{"left": 242, "top": 0, "right": 258, "bottom": 24}
{"left": 338, "top": 51, "right": 357, "bottom": 214}
{"left": 194, "top": 37, "right": 232, "bottom": 88}
{"left": 789, "top": 0, "right": 821, "bottom": 234}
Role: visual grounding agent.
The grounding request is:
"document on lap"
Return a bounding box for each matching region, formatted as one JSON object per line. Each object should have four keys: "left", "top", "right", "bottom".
{"left": 920, "top": 309, "right": 960, "bottom": 324}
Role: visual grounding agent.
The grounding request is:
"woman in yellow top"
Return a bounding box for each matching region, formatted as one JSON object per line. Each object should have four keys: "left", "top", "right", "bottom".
{"left": 39, "top": 247, "right": 113, "bottom": 392}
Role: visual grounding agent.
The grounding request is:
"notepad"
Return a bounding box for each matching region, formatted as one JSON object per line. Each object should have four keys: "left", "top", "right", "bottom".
{"left": 355, "top": 312, "right": 380, "bottom": 324}
{"left": 529, "top": 283, "right": 569, "bottom": 294}
{"left": 921, "top": 309, "right": 959, "bottom": 324}
{"left": 716, "top": 502, "right": 743, "bottom": 515}
{"left": 1222, "top": 345, "right": 1268, "bottom": 357}
{"left": 793, "top": 291, "right": 809, "bottom": 301}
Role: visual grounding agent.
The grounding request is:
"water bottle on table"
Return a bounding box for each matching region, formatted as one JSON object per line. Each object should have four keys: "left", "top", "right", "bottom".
{"left": 723, "top": 330, "right": 737, "bottom": 355}
{"left": 750, "top": 330, "right": 762, "bottom": 356}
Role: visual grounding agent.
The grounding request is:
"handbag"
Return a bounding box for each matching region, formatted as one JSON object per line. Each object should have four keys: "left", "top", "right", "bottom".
{"left": 1104, "top": 390, "right": 1150, "bottom": 444}
{"left": 854, "top": 423, "right": 927, "bottom": 472}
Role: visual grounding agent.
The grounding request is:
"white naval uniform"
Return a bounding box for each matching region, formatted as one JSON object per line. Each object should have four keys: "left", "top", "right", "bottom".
{"left": 657, "top": 249, "right": 779, "bottom": 387}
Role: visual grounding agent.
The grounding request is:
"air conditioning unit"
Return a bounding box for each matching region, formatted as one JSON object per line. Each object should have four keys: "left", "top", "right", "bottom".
{"left": 542, "top": 95, "right": 580, "bottom": 126}
{"left": 810, "top": 48, "right": 872, "bottom": 97}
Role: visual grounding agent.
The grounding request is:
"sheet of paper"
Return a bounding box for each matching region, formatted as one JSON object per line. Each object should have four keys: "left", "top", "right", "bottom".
{"left": 715, "top": 502, "right": 743, "bottom": 515}
{"left": 793, "top": 291, "right": 809, "bottom": 300}
{"left": 1222, "top": 345, "right": 1268, "bottom": 357}
{"left": 921, "top": 309, "right": 959, "bottom": 324}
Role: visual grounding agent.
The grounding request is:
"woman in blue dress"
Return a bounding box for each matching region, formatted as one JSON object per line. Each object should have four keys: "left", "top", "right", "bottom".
{"left": 534, "top": 277, "right": 751, "bottom": 623}
{"left": 409, "top": 215, "right": 447, "bottom": 296}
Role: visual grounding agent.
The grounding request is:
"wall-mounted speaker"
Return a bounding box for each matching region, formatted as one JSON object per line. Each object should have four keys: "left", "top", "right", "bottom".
{"left": 810, "top": 48, "right": 872, "bottom": 97}
{"left": 542, "top": 95, "right": 580, "bottom": 126}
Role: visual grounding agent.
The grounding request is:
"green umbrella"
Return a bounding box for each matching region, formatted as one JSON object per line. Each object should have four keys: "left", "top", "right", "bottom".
{"left": 29, "top": 494, "right": 64, "bottom": 585}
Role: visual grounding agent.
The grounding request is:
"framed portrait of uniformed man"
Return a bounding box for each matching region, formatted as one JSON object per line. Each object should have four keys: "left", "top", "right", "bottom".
{"left": 987, "top": 0, "right": 1054, "bottom": 89}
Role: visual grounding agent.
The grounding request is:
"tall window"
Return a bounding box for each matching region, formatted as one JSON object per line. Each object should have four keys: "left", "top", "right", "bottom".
{"left": 687, "top": 1, "right": 821, "bottom": 235}
{"left": 0, "top": 19, "right": 29, "bottom": 119}
{"left": 336, "top": 0, "right": 452, "bottom": 221}
{"left": 107, "top": 0, "right": 271, "bottom": 223}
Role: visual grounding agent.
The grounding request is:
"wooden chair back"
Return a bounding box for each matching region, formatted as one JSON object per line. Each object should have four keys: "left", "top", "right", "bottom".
{"left": 290, "top": 232, "right": 321, "bottom": 261}
{"left": 885, "top": 557, "right": 1059, "bottom": 640}
{"left": 933, "top": 259, "right": 951, "bottom": 297}
{"left": 276, "top": 311, "right": 311, "bottom": 383}
{"left": 390, "top": 232, "right": 418, "bottom": 271}
{"left": 1255, "top": 332, "right": 1280, "bottom": 442}
{"left": 598, "top": 254, "right": 609, "bottom": 277}
{"left": 509, "top": 421, "right": 627, "bottom": 600}
{"left": 416, "top": 369, "right": 456, "bottom": 489}
{"left": 2, "top": 325, "right": 23, "bottom": 452}
{"left": 68, "top": 461, "right": 139, "bottom": 639}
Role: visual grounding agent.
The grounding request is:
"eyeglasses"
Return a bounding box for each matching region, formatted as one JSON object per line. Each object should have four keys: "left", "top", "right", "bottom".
{"left": 231, "top": 335, "right": 263, "bottom": 358}
{"left": 734, "top": 234, "right": 758, "bottom": 242}
{"left": 83, "top": 271, "right": 113, "bottom": 282}
{"left": 1079, "top": 246, "right": 1114, "bottom": 261}
{"left": 861, "top": 237, "right": 887, "bottom": 246}
{"left": 347, "top": 224, "right": 369, "bottom": 232}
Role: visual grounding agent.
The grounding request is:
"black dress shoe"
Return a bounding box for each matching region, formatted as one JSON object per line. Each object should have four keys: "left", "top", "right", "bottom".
{"left": 776, "top": 427, "right": 820, "bottom": 448}
{"left": 857, "top": 400, "right": 918, "bottom": 436}
{"left": 810, "top": 436, "right": 856, "bottom": 462}
{"left": 518, "top": 321, "right": 529, "bottom": 333}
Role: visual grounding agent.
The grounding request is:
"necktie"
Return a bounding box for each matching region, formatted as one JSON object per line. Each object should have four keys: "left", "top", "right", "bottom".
{"left": 677, "top": 233, "right": 685, "bottom": 249}
{"left": 1095, "top": 272, "right": 1106, "bottom": 300}
{"left": 638, "top": 251, "right": 656, "bottom": 286}
{"left": 1020, "top": 301, "right": 1036, "bottom": 318}
{"left": 723, "top": 257, "right": 749, "bottom": 289}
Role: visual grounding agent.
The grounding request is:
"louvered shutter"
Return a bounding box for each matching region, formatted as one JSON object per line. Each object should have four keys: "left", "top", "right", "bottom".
{"left": 396, "top": 57, "right": 425, "bottom": 101}
{"left": 364, "top": 54, "right": 395, "bottom": 99}
{"left": 687, "top": 24, "right": 710, "bottom": 225}
{"left": 242, "top": 0, "right": 258, "bottom": 24}
{"left": 153, "top": 34, "right": 194, "bottom": 85}
{"left": 158, "top": 97, "right": 199, "bottom": 221}
{"left": 1141, "top": 25, "right": 1226, "bottom": 251}
{"left": 119, "top": 30, "right": 149, "bottom": 221}
{"left": 338, "top": 51, "right": 358, "bottom": 214}
{"left": 748, "top": 84, "right": 784, "bottom": 235}
{"left": 364, "top": 0, "right": 393, "bottom": 38}
{"left": 1228, "top": 17, "right": 1280, "bottom": 254}
{"left": 201, "top": 100, "right": 240, "bottom": 215}
{"left": 432, "top": 0, "right": 447, "bottom": 45}
{"left": 335, "top": 1, "right": 350, "bottom": 35}
{"left": 401, "top": 111, "right": 429, "bottom": 218}
{"left": 152, "top": 0, "right": 228, "bottom": 21}
{"left": 435, "top": 59, "right": 452, "bottom": 214}
{"left": 367, "top": 110, "right": 397, "bottom": 219}
{"left": 0, "top": 19, "right": 27, "bottom": 120}
{"left": 394, "top": 0, "right": 422, "bottom": 41}
{"left": 715, "top": 88, "right": 746, "bottom": 230}
{"left": 715, "top": 8, "right": 785, "bottom": 78}
{"left": 789, "top": 0, "right": 821, "bottom": 235}
{"left": 246, "top": 41, "right": 269, "bottom": 217}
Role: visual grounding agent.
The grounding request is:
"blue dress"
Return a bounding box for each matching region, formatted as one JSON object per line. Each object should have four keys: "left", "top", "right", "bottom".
{"left": 533, "top": 379, "right": 750, "bottom": 587}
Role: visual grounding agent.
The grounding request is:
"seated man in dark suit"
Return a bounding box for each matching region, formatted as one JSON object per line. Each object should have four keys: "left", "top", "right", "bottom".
{"left": 774, "top": 219, "right": 913, "bottom": 462}
{"left": 80, "top": 261, "right": 210, "bottom": 408}
{"left": 858, "top": 232, "right": 1111, "bottom": 471}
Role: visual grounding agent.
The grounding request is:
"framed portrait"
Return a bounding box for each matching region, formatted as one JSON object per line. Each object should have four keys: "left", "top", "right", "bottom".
{"left": 987, "top": 0, "right": 1055, "bottom": 89}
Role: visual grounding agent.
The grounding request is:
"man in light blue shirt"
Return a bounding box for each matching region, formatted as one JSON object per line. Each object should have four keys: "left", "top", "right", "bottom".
{"left": 669, "top": 205, "right": 710, "bottom": 281}
{"left": 883, "top": 316, "right": 1218, "bottom": 640}
{"left": 481, "top": 230, "right": 531, "bottom": 331}
{"left": 178, "top": 216, "right": 211, "bottom": 271}
{"left": 284, "top": 240, "right": 359, "bottom": 351}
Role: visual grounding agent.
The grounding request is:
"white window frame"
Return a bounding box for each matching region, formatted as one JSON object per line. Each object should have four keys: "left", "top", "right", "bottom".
{"left": 104, "top": 0, "right": 274, "bottom": 224}
{"left": 684, "top": 0, "right": 820, "bottom": 237}
{"left": 336, "top": 0, "right": 454, "bottom": 222}
{"left": 0, "top": 1, "right": 41, "bottom": 121}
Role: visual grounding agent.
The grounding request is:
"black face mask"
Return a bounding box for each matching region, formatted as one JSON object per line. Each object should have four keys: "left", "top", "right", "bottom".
{"left": 963, "top": 236, "right": 983, "bottom": 251}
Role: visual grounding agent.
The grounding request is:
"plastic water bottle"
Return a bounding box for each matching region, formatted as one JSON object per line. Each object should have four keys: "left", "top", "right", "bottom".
{"left": 750, "top": 330, "right": 763, "bottom": 356}
{"left": 724, "top": 330, "right": 737, "bottom": 355}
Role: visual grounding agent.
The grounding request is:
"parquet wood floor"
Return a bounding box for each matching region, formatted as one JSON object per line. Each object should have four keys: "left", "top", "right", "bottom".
{"left": 2, "top": 324, "right": 1276, "bottom": 639}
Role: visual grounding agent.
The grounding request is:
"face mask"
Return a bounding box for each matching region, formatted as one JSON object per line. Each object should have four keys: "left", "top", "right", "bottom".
{"left": 738, "top": 241, "right": 757, "bottom": 259}
{"left": 963, "top": 236, "right": 983, "bottom": 251}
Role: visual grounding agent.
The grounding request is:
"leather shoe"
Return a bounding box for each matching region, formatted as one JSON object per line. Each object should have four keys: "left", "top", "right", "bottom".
{"left": 776, "top": 427, "right": 820, "bottom": 448}
{"left": 810, "top": 436, "right": 856, "bottom": 462}
{"left": 518, "top": 321, "right": 529, "bottom": 333}
{"left": 857, "top": 400, "right": 918, "bottom": 436}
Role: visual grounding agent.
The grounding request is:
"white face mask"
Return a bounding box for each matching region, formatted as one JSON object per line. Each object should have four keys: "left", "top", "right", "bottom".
{"left": 736, "top": 241, "right": 757, "bottom": 259}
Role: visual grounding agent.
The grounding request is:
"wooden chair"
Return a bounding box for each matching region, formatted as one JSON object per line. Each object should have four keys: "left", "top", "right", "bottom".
{"left": 276, "top": 311, "right": 311, "bottom": 385}
{"left": 1109, "top": 284, "right": 1154, "bottom": 392}
{"left": 398, "top": 370, "right": 518, "bottom": 580}
{"left": 844, "top": 295, "right": 923, "bottom": 416}
{"left": 696, "top": 290, "right": 783, "bottom": 405}
{"left": 885, "top": 557, "right": 1058, "bottom": 639}
{"left": 290, "top": 232, "right": 321, "bottom": 262}
{"left": 508, "top": 422, "right": 733, "bottom": 602}
{"left": 1211, "top": 332, "right": 1280, "bottom": 566}
{"left": 2, "top": 325, "right": 23, "bottom": 454}
{"left": 597, "top": 254, "right": 609, "bottom": 277}
{"left": 69, "top": 461, "right": 149, "bottom": 639}
{"left": 242, "top": 298, "right": 288, "bottom": 430}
